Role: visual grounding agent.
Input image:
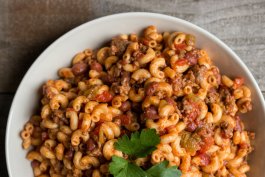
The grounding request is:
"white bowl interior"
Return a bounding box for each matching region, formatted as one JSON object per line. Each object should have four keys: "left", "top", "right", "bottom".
{"left": 6, "top": 12, "right": 265, "bottom": 177}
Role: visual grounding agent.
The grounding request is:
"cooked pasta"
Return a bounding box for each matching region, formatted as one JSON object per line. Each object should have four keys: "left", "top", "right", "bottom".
{"left": 21, "top": 26, "right": 254, "bottom": 177}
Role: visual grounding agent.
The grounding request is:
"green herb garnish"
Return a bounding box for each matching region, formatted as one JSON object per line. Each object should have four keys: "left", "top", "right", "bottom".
{"left": 114, "top": 128, "right": 160, "bottom": 158}
{"left": 109, "top": 156, "right": 182, "bottom": 177}
{"left": 109, "top": 156, "right": 147, "bottom": 177}
{"left": 146, "top": 161, "right": 182, "bottom": 177}
{"left": 109, "top": 129, "right": 182, "bottom": 177}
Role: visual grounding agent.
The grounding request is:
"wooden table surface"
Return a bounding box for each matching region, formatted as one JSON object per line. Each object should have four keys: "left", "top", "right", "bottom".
{"left": 1, "top": 0, "right": 265, "bottom": 176}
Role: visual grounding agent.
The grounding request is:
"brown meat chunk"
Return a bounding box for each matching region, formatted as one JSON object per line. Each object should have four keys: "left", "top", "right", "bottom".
{"left": 143, "top": 106, "right": 160, "bottom": 120}
{"left": 191, "top": 65, "right": 207, "bottom": 85}
{"left": 100, "top": 74, "right": 115, "bottom": 85}
{"left": 185, "top": 49, "right": 199, "bottom": 65}
{"left": 110, "top": 37, "right": 130, "bottom": 57}
{"left": 219, "top": 86, "right": 237, "bottom": 116}
{"left": 220, "top": 122, "right": 233, "bottom": 139}
{"left": 205, "top": 88, "right": 220, "bottom": 104}
{"left": 121, "top": 71, "right": 130, "bottom": 86}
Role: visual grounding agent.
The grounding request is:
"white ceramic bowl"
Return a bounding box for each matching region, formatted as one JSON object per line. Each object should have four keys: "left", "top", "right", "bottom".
{"left": 5, "top": 12, "right": 265, "bottom": 177}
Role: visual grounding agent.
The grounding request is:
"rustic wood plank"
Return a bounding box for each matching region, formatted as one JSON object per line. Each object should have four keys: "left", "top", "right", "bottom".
{"left": 0, "top": 0, "right": 265, "bottom": 92}
{"left": 90, "top": 0, "right": 265, "bottom": 91}
{"left": 1, "top": 1, "right": 265, "bottom": 175}
{"left": 0, "top": 94, "right": 13, "bottom": 177}
{"left": 0, "top": 0, "right": 92, "bottom": 92}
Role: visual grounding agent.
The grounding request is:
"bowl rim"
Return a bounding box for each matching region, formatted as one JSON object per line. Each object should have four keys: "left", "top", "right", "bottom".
{"left": 5, "top": 12, "right": 265, "bottom": 177}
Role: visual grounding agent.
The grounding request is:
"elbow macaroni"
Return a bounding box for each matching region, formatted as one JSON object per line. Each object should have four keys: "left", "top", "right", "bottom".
{"left": 20, "top": 26, "right": 254, "bottom": 177}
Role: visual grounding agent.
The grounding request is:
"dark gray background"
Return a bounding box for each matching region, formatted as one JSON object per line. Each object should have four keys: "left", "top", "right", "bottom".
{"left": 1, "top": 0, "right": 265, "bottom": 176}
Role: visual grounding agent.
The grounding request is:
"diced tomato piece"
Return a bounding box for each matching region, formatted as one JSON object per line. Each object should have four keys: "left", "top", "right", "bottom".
{"left": 94, "top": 91, "right": 113, "bottom": 102}
{"left": 174, "top": 43, "right": 187, "bottom": 50}
{"left": 199, "top": 136, "right": 214, "bottom": 154}
{"left": 175, "top": 58, "right": 188, "bottom": 66}
{"left": 115, "top": 115, "right": 132, "bottom": 126}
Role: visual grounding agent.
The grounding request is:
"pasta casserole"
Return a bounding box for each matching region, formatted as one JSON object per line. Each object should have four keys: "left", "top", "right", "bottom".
{"left": 21, "top": 26, "right": 254, "bottom": 177}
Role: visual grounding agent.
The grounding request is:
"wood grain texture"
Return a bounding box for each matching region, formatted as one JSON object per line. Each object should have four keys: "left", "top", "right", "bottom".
{"left": 90, "top": 0, "right": 265, "bottom": 91}
{"left": 0, "top": 1, "right": 265, "bottom": 175}
{"left": 0, "top": 94, "right": 13, "bottom": 176}
{"left": 0, "top": 0, "right": 265, "bottom": 92}
{"left": 0, "top": 0, "right": 93, "bottom": 92}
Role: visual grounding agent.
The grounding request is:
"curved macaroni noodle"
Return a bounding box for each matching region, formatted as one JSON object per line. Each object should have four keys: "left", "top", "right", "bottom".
{"left": 20, "top": 26, "right": 254, "bottom": 177}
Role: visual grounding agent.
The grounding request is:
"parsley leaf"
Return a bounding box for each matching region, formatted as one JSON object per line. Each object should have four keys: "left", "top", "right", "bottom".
{"left": 146, "top": 161, "right": 182, "bottom": 177}
{"left": 140, "top": 129, "right": 160, "bottom": 147}
{"left": 109, "top": 156, "right": 182, "bottom": 177}
{"left": 109, "top": 156, "right": 146, "bottom": 177}
{"left": 110, "top": 129, "right": 181, "bottom": 177}
{"left": 114, "top": 129, "right": 160, "bottom": 158}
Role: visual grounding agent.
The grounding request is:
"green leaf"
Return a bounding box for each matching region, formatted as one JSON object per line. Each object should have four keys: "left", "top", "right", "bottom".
{"left": 109, "top": 156, "right": 128, "bottom": 175}
{"left": 114, "top": 135, "right": 135, "bottom": 155}
{"left": 111, "top": 129, "right": 181, "bottom": 177}
{"left": 146, "top": 161, "right": 182, "bottom": 177}
{"left": 109, "top": 156, "right": 147, "bottom": 177}
{"left": 140, "top": 129, "right": 160, "bottom": 147}
{"left": 131, "top": 131, "right": 140, "bottom": 141}
{"left": 114, "top": 129, "right": 160, "bottom": 158}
